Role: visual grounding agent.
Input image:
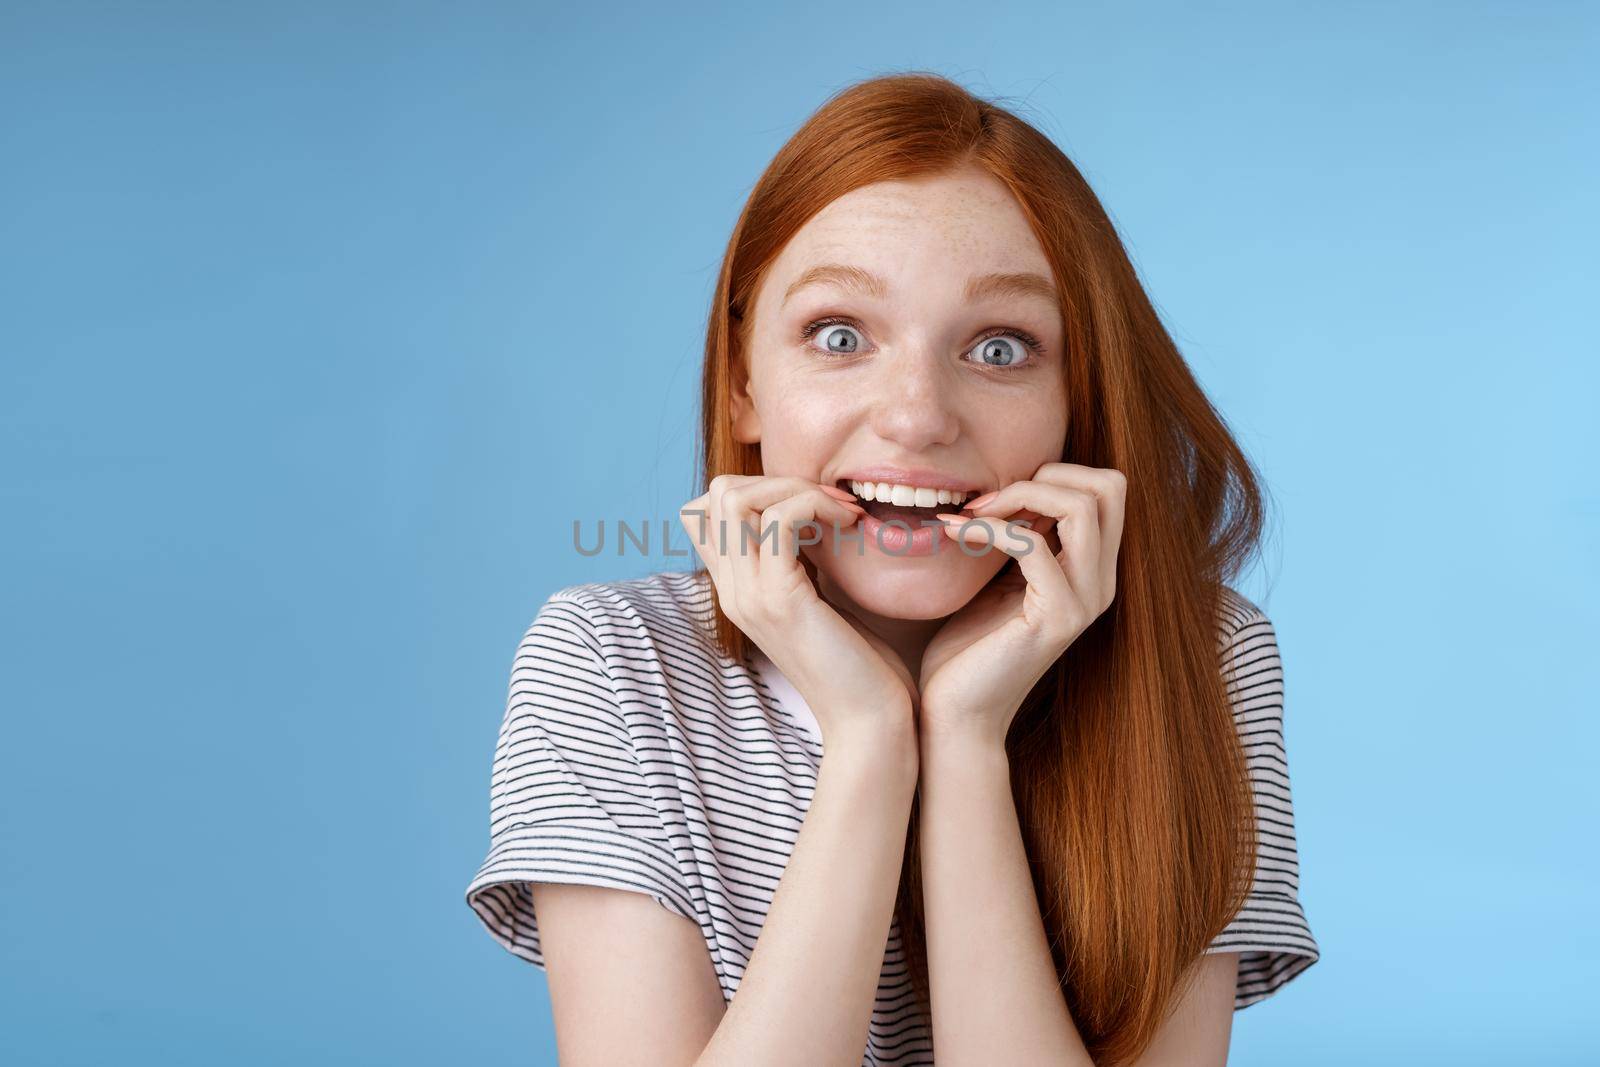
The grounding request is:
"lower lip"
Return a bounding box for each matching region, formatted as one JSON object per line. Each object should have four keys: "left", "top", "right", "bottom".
{"left": 858, "top": 514, "right": 942, "bottom": 558}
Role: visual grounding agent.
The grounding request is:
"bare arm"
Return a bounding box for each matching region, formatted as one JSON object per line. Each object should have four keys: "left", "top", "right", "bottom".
{"left": 534, "top": 718, "right": 919, "bottom": 1067}
{"left": 917, "top": 726, "right": 1237, "bottom": 1066}
{"left": 1134, "top": 952, "right": 1238, "bottom": 1066}
{"left": 916, "top": 728, "right": 1092, "bottom": 1064}
{"left": 530, "top": 880, "right": 726, "bottom": 1066}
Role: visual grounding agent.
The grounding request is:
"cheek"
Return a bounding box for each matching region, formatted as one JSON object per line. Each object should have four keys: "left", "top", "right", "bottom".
{"left": 755, "top": 377, "right": 856, "bottom": 473}
{"left": 979, "top": 394, "right": 1069, "bottom": 470}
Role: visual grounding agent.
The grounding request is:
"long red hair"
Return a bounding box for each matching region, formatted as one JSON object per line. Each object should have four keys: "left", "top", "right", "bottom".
{"left": 694, "top": 72, "right": 1261, "bottom": 1065}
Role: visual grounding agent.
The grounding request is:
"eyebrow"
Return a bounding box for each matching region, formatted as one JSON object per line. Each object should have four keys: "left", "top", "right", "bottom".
{"left": 781, "top": 263, "right": 1060, "bottom": 311}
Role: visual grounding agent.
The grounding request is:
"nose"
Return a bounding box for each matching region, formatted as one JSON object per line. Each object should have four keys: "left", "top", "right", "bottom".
{"left": 865, "top": 347, "right": 961, "bottom": 450}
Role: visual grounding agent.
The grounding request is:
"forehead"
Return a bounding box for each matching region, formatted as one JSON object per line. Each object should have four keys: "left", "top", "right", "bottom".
{"left": 766, "top": 167, "right": 1052, "bottom": 284}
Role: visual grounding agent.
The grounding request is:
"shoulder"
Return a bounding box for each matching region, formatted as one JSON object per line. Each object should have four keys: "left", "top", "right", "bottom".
{"left": 1214, "top": 586, "right": 1286, "bottom": 722}
{"left": 1215, "top": 586, "right": 1283, "bottom": 678}
{"left": 523, "top": 569, "right": 725, "bottom": 674}
{"left": 1215, "top": 585, "right": 1277, "bottom": 650}
{"left": 505, "top": 571, "right": 723, "bottom": 745}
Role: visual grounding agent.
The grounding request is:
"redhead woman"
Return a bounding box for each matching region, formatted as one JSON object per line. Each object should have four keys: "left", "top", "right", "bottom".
{"left": 466, "top": 72, "right": 1318, "bottom": 1066}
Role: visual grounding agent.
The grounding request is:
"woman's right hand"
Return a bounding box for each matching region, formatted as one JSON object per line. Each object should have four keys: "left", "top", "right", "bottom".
{"left": 680, "top": 475, "right": 917, "bottom": 747}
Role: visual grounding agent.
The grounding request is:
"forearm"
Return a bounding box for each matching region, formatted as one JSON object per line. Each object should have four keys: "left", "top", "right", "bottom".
{"left": 917, "top": 726, "right": 1093, "bottom": 1066}
{"left": 695, "top": 718, "right": 919, "bottom": 1067}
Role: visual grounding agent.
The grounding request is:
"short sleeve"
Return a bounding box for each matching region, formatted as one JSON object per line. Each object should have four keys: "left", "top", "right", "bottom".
{"left": 1204, "top": 595, "right": 1321, "bottom": 1007}
{"left": 464, "top": 589, "right": 698, "bottom": 969}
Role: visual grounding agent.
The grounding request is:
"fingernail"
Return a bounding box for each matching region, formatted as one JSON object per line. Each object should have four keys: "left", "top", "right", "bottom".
{"left": 965, "top": 491, "right": 997, "bottom": 509}
{"left": 819, "top": 484, "right": 856, "bottom": 501}
{"left": 934, "top": 512, "right": 965, "bottom": 523}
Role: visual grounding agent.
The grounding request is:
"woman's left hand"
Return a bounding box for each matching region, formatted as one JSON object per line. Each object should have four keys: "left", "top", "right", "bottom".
{"left": 917, "top": 461, "right": 1128, "bottom": 746}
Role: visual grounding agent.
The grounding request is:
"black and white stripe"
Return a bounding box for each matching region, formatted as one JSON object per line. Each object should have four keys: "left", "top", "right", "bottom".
{"left": 1204, "top": 589, "right": 1321, "bottom": 1005}
{"left": 465, "top": 569, "right": 1318, "bottom": 1064}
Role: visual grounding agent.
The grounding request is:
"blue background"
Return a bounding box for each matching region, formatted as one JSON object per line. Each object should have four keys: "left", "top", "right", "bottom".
{"left": 3, "top": 2, "right": 1595, "bottom": 1064}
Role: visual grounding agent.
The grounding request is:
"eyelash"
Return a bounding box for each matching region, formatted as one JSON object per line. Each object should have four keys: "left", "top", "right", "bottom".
{"left": 798, "top": 316, "right": 1047, "bottom": 364}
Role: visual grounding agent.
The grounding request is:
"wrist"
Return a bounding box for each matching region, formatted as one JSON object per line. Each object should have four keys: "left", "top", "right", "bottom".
{"left": 917, "top": 712, "right": 1011, "bottom": 761}
{"left": 820, "top": 712, "right": 919, "bottom": 783}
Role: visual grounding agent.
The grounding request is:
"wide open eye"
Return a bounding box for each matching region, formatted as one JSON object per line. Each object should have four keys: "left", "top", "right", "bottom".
{"left": 802, "top": 320, "right": 864, "bottom": 356}
{"left": 965, "top": 333, "right": 1033, "bottom": 368}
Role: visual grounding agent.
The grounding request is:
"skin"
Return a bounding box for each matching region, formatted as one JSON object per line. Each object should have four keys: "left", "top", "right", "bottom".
{"left": 529, "top": 164, "right": 1239, "bottom": 1066}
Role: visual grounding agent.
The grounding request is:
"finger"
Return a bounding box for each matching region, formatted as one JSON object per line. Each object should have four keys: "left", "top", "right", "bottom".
{"left": 764, "top": 490, "right": 864, "bottom": 563}
{"left": 759, "top": 490, "right": 863, "bottom": 596}
{"left": 936, "top": 515, "right": 1081, "bottom": 637}
{"left": 967, "top": 477, "right": 1115, "bottom": 607}
{"left": 960, "top": 482, "right": 1099, "bottom": 602}
{"left": 679, "top": 490, "right": 723, "bottom": 579}
{"left": 705, "top": 474, "right": 765, "bottom": 594}
{"left": 1028, "top": 462, "right": 1127, "bottom": 595}
{"left": 1048, "top": 488, "right": 1101, "bottom": 612}
{"left": 721, "top": 476, "right": 853, "bottom": 521}
{"left": 720, "top": 477, "right": 858, "bottom": 575}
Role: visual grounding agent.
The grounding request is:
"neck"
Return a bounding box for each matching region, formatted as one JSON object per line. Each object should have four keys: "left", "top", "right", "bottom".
{"left": 815, "top": 568, "right": 944, "bottom": 680}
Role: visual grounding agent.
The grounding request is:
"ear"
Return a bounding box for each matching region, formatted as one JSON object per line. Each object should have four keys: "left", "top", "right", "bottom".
{"left": 730, "top": 362, "right": 762, "bottom": 444}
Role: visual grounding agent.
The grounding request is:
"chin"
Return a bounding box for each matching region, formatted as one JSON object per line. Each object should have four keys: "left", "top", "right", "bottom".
{"left": 808, "top": 537, "right": 1004, "bottom": 620}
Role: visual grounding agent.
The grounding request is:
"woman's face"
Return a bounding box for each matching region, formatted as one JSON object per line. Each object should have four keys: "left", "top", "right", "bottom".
{"left": 736, "top": 164, "right": 1069, "bottom": 620}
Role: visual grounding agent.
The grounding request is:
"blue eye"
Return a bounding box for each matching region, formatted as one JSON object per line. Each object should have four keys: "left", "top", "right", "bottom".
{"left": 800, "top": 318, "right": 865, "bottom": 356}
{"left": 800, "top": 317, "right": 1045, "bottom": 366}
{"left": 966, "top": 332, "right": 1040, "bottom": 368}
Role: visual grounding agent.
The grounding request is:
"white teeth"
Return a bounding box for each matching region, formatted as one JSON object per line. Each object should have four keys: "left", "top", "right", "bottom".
{"left": 847, "top": 480, "right": 976, "bottom": 507}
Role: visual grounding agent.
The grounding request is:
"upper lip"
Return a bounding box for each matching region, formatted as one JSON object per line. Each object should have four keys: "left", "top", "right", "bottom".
{"left": 832, "top": 466, "right": 988, "bottom": 493}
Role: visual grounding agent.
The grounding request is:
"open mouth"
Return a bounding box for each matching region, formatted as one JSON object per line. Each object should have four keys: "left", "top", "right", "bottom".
{"left": 836, "top": 478, "right": 979, "bottom": 526}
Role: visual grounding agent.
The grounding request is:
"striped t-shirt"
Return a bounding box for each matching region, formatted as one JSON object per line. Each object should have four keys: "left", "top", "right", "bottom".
{"left": 465, "top": 569, "right": 1318, "bottom": 1065}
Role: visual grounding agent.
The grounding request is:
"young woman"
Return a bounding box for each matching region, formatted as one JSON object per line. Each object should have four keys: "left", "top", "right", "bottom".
{"left": 466, "top": 73, "right": 1318, "bottom": 1066}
